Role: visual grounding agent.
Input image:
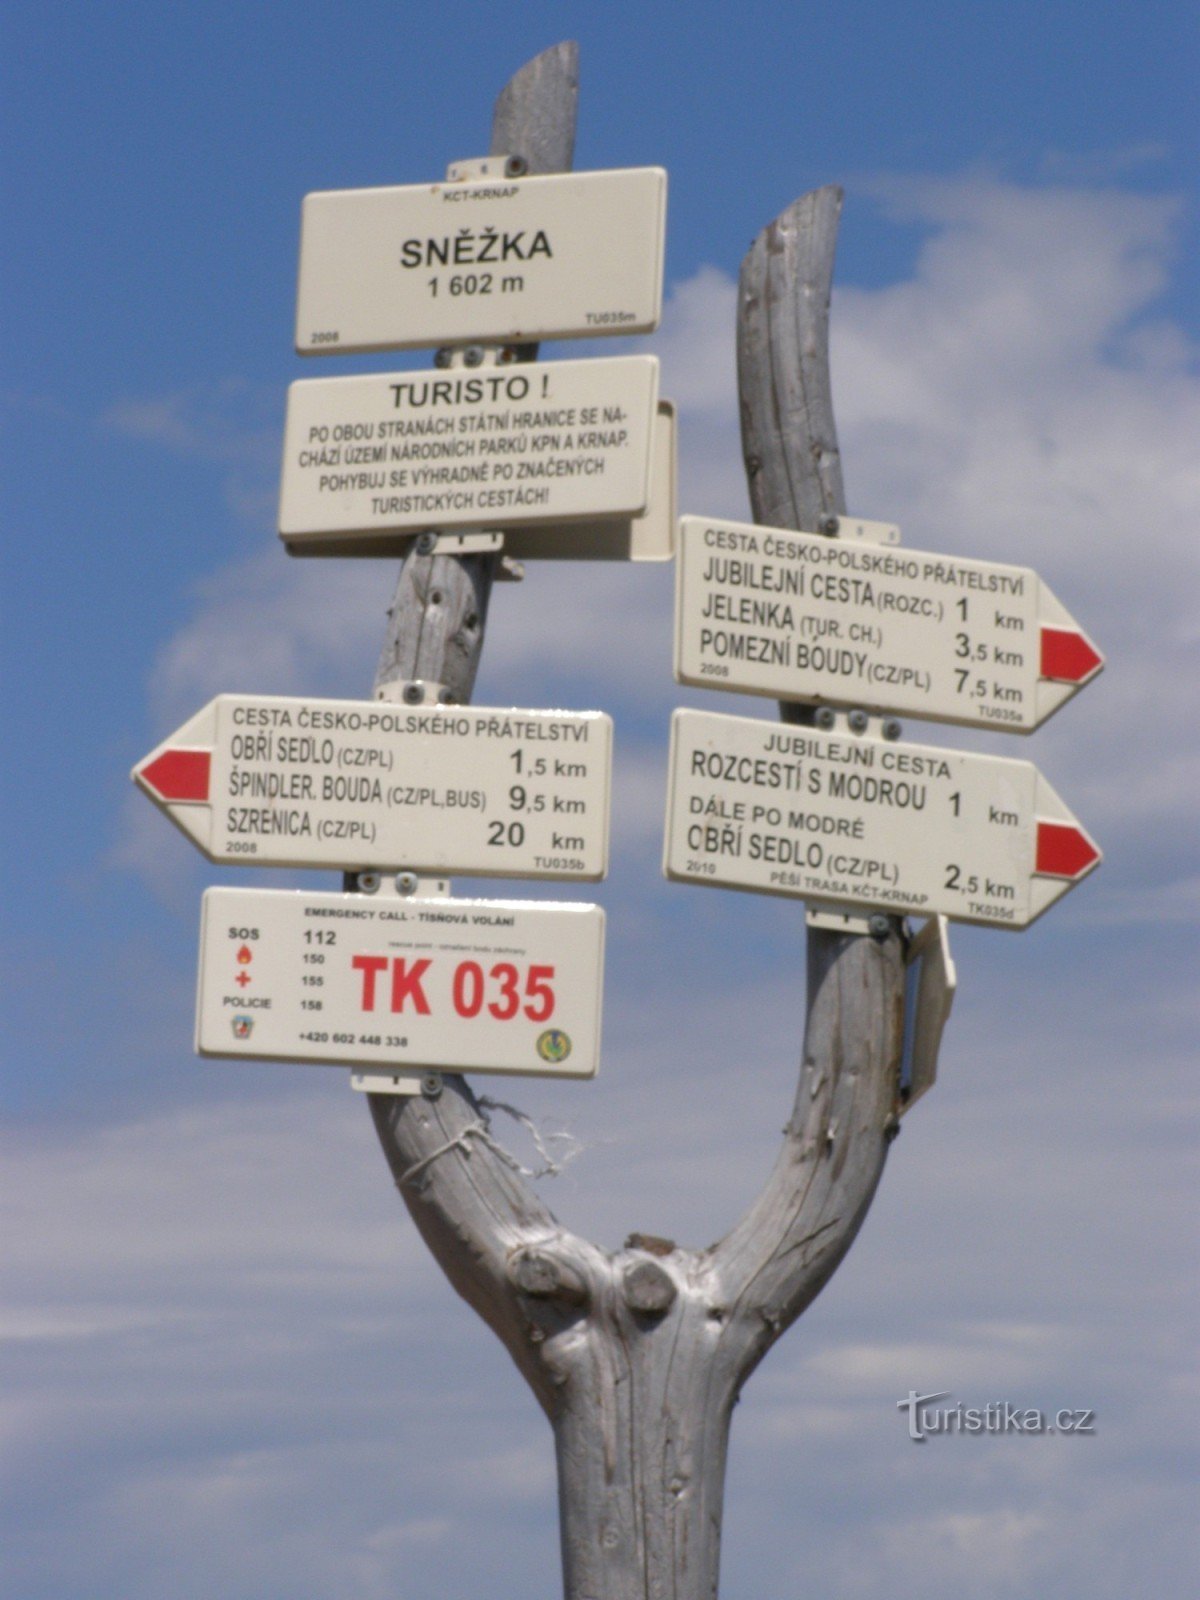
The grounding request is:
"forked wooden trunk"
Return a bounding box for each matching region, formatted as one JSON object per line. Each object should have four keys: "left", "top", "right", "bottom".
{"left": 366, "top": 43, "right": 905, "bottom": 1598}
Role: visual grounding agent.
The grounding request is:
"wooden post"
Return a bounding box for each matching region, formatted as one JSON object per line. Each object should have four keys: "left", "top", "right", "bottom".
{"left": 366, "top": 46, "right": 905, "bottom": 1598}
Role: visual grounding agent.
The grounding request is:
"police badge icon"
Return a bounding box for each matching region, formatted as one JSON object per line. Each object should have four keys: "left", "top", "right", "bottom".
{"left": 231, "top": 1016, "right": 254, "bottom": 1040}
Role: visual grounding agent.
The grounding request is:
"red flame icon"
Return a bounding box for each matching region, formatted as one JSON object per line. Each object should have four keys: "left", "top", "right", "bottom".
{"left": 236, "top": 945, "right": 253, "bottom": 964}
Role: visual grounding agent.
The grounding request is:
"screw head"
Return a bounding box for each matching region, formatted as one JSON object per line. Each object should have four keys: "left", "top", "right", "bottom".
{"left": 355, "top": 871, "right": 381, "bottom": 894}
{"left": 882, "top": 717, "right": 903, "bottom": 741}
{"left": 402, "top": 682, "right": 425, "bottom": 705}
{"left": 814, "top": 706, "right": 837, "bottom": 730}
{"left": 463, "top": 345, "right": 484, "bottom": 368}
{"left": 433, "top": 347, "right": 453, "bottom": 369}
{"left": 415, "top": 531, "right": 436, "bottom": 555}
{"left": 395, "top": 871, "right": 419, "bottom": 896}
{"left": 819, "top": 514, "right": 840, "bottom": 536}
{"left": 421, "top": 1072, "right": 443, "bottom": 1099}
{"left": 848, "top": 709, "right": 869, "bottom": 733}
{"left": 505, "top": 155, "right": 528, "bottom": 177}
{"left": 868, "top": 913, "right": 891, "bottom": 940}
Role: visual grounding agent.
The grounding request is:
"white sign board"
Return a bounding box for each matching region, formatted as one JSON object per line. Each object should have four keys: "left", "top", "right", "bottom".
{"left": 295, "top": 167, "right": 667, "bottom": 354}
{"left": 133, "top": 695, "right": 611, "bottom": 878}
{"left": 675, "top": 516, "right": 1104, "bottom": 732}
{"left": 196, "top": 888, "right": 604, "bottom": 1079}
{"left": 283, "top": 401, "right": 677, "bottom": 562}
{"left": 663, "top": 709, "right": 1100, "bottom": 929}
{"left": 279, "top": 357, "right": 659, "bottom": 543}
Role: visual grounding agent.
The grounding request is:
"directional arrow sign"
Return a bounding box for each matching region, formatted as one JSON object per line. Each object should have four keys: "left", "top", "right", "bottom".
{"left": 197, "top": 887, "right": 604, "bottom": 1079}
{"left": 675, "top": 516, "right": 1104, "bottom": 732}
{"left": 279, "top": 357, "right": 659, "bottom": 545}
{"left": 664, "top": 709, "right": 1100, "bottom": 929}
{"left": 295, "top": 166, "right": 667, "bottom": 354}
{"left": 133, "top": 695, "right": 611, "bottom": 879}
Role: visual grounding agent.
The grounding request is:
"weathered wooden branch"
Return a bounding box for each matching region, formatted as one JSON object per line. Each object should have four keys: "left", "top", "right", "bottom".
{"left": 367, "top": 46, "right": 905, "bottom": 1599}
{"left": 372, "top": 39, "right": 578, "bottom": 708}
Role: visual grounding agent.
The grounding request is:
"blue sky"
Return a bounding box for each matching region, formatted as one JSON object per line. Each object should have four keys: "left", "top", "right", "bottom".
{"left": 2, "top": 4, "right": 1197, "bottom": 1598}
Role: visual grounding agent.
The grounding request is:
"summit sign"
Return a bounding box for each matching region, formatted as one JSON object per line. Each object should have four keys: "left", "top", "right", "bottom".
{"left": 295, "top": 166, "right": 667, "bottom": 353}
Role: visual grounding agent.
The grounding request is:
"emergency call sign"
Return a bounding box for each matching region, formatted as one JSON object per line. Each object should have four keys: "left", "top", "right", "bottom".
{"left": 664, "top": 709, "right": 1100, "bottom": 929}
{"left": 196, "top": 887, "right": 605, "bottom": 1079}
{"left": 132, "top": 695, "right": 611, "bottom": 878}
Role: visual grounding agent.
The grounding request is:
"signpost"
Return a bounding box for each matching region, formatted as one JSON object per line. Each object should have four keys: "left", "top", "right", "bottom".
{"left": 663, "top": 707, "right": 1100, "bottom": 927}
{"left": 196, "top": 886, "right": 604, "bottom": 1079}
{"left": 295, "top": 166, "right": 667, "bottom": 354}
{"left": 675, "top": 515, "right": 1104, "bottom": 731}
{"left": 279, "top": 356, "right": 660, "bottom": 544}
{"left": 129, "top": 42, "right": 1108, "bottom": 1600}
{"left": 133, "top": 695, "right": 611, "bottom": 878}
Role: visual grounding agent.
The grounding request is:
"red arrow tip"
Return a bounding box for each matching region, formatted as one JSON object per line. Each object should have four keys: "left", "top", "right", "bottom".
{"left": 1041, "top": 627, "right": 1103, "bottom": 684}
{"left": 1036, "top": 820, "right": 1100, "bottom": 879}
{"left": 138, "top": 748, "right": 211, "bottom": 803}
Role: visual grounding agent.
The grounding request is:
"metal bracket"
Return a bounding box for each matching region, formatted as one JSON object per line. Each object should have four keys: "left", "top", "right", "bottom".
{"left": 809, "top": 706, "right": 902, "bottom": 742}
{"left": 445, "top": 154, "right": 527, "bottom": 183}
{"left": 418, "top": 529, "right": 505, "bottom": 557}
{"left": 346, "top": 871, "right": 450, "bottom": 899}
{"left": 820, "top": 514, "right": 901, "bottom": 546}
{"left": 805, "top": 904, "right": 876, "bottom": 935}
{"left": 899, "top": 915, "right": 957, "bottom": 1114}
{"left": 350, "top": 1069, "right": 426, "bottom": 1096}
{"left": 374, "top": 679, "right": 448, "bottom": 707}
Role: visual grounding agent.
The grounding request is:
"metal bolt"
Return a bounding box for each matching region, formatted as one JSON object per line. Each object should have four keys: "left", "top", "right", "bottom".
{"left": 415, "top": 531, "right": 437, "bottom": 555}
{"left": 505, "top": 155, "right": 528, "bottom": 177}
{"left": 868, "top": 914, "right": 891, "bottom": 940}
{"left": 395, "top": 871, "right": 419, "bottom": 896}
{"left": 402, "top": 682, "right": 425, "bottom": 705}
{"left": 882, "top": 718, "right": 903, "bottom": 741}
{"left": 497, "top": 346, "right": 518, "bottom": 363}
{"left": 848, "top": 709, "right": 869, "bottom": 733}
{"left": 814, "top": 706, "right": 836, "bottom": 730}
{"left": 421, "top": 1072, "right": 443, "bottom": 1099}
{"left": 819, "top": 514, "right": 840, "bottom": 536}
{"left": 463, "top": 345, "right": 485, "bottom": 367}
{"left": 355, "top": 871, "right": 381, "bottom": 894}
{"left": 438, "top": 690, "right": 458, "bottom": 705}
{"left": 433, "top": 347, "right": 453, "bottom": 369}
